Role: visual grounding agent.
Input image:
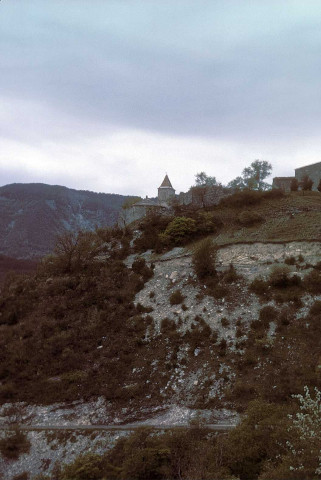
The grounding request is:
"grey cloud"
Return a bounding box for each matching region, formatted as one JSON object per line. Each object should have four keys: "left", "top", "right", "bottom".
{"left": 1, "top": 1, "right": 321, "bottom": 153}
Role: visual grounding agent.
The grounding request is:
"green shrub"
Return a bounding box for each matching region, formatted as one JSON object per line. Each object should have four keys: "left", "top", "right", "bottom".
{"left": 169, "top": 289, "right": 184, "bottom": 305}
{"left": 160, "top": 217, "right": 196, "bottom": 245}
{"left": 60, "top": 453, "right": 105, "bottom": 480}
{"left": 195, "top": 211, "right": 220, "bottom": 234}
{"left": 238, "top": 210, "right": 263, "bottom": 226}
{"left": 0, "top": 430, "right": 31, "bottom": 460}
{"left": 192, "top": 238, "right": 217, "bottom": 280}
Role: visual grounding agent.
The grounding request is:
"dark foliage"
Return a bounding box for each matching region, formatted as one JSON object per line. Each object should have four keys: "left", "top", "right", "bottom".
{"left": 0, "top": 228, "right": 160, "bottom": 404}
{"left": 169, "top": 289, "right": 184, "bottom": 305}
{"left": 0, "top": 430, "right": 31, "bottom": 460}
{"left": 192, "top": 238, "right": 217, "bottom": 280}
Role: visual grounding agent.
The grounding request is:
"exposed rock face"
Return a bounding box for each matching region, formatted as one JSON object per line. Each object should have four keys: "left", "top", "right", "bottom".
{"left": 0, "top": 183, "right": 128, "bottom": 258}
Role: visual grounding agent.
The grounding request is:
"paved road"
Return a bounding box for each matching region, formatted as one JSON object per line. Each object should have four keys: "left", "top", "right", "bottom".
{"left": 0, "top": 423, "right": 236, "bottom": 432}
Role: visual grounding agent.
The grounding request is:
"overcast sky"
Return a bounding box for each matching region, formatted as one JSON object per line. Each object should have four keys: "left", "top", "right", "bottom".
{"left": 1, "top": 1, "right": 321, "bottom": 196}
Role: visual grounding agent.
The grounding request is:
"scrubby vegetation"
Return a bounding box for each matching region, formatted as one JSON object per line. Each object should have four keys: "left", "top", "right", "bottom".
{"left": 3, "top": 187, "right": 321, "bottom": 480}
{"left": 0, "top": 429, "right": 31, "bottom": 460}
{"left": 31, "top": 387, "right": 321, "bottom": 480}
{"left": 169, "top": 289, "right": 185, "bottom": 305}
{"left": 192, "top": 238, "right": 217, "bottom": 280}
{"left": 130, "top": 189, "right": 321, "bottom": 255}
{"left": 0, "top": 228, "right": 161, "bottom": 404}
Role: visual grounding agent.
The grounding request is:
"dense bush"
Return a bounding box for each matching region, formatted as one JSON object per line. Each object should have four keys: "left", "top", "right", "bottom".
{"left": 238, "top": 210, "right": 263, "bottom": 226}
{"left": 60, "top": 453, "right": 113, "bottom": 480}
{"left": 169, "top": 289, "right": 184, "bottom": 305}
{"left": 134, "top": 212, "right": 172, "bottom": 253}
{"left": 131, "top": 257, "right": 154, "bottom": 281}
{"left": 0, "top": 430, "right": 31, "bottom": 460}
{"left": 195, "top": 211, "right": 221, "bottom": 234}
{"left": 192, "top": 238, "right": 217, "bottom": 280}
{"left": 160, "top": 217, "right": 196, "bottom": 245}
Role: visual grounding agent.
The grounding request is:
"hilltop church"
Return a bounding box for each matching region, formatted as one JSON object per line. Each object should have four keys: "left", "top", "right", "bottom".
{"left": 118, "top": 175, "right": 176, "bottom": 227}
{"left": 118, "top": 173, "right": 228, "bottom": 227}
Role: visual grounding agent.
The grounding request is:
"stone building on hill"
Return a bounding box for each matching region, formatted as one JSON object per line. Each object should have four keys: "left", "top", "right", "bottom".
{"left": 158, "top": 174, "right": 176, "bottom": 203}
{"left": 295, "top": 162, "right": 321, "bottom": 191}
{"left": 272, "top": 177, "right": 295, "bottom": 192}
{"left": 272, "top": 161, "right": 321, "bottom": 192}
{"left": 118, "top": 175, "right": 175, "bottom": 227}
{"left": 118, "top": 174, "right": 229, "bottom": 227}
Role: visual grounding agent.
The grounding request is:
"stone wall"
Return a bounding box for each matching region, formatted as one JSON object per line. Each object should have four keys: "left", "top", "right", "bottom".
{"left": 295, "top": 162, "right": 321, "bottom": 190}
{"left": 272, "top": 177, "right": 295, "bottom": 192}
{"left": 178, "top": 185, "right": 229, "bottom": 207}
{"left": 118, "top": 204, "right": 149, "bottom": 227}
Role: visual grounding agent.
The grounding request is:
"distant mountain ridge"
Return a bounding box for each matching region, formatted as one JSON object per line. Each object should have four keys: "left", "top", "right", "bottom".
{"left": 0, "top": 183, "right": 128, "bottom": 258}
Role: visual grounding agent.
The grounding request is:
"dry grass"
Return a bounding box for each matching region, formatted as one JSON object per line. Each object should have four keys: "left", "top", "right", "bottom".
{"left": 212, "top": 192, "right": 321, "bottom": 246}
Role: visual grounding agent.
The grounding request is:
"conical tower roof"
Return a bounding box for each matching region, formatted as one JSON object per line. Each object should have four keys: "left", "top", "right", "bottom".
{"left": 159, "top": 174, "right": 173, "bottom": 188}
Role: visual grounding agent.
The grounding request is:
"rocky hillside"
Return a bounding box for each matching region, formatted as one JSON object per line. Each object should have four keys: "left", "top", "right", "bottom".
{"left": 1, "top": 190, "right": 321, "bottom": 479}
{"left": 0, "top": 183, "right": 128, "bottom": 259}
